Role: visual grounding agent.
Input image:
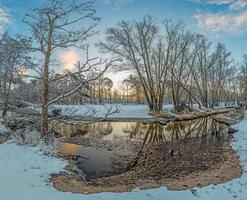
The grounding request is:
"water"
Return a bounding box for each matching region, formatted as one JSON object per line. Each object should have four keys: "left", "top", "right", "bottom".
{"left": 57, "top": 116, "right": 229, "bottom": 143}
{"left": 61, "top": 144, "right": 126, "bottom": 179}
{"left": 58, "top": 116, "right": 233, "bottom": 182}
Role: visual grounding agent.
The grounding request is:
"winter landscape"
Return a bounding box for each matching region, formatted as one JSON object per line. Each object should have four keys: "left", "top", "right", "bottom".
{"left": 1, "top": 0, "right": 247, "bottom": 200}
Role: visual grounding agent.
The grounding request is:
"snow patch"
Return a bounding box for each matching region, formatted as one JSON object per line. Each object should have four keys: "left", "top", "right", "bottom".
{"left": 49, "top": 104, "right": 174, "bottom": 118}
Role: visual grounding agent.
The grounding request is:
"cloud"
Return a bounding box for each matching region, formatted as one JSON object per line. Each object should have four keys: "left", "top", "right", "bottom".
{"left": 59, "top": 49, "right": 80, "bottom": 72}
{"left": 192, "top": 0, "right": 247, "bottom": 34}
{"left": 194, "top": 10, "right": 247, "bottom": 33}
{"left": 99, "top": 0, "right": 134, "bottom": 10}
{"left": 198, "top": 0, "right": 234, "bottom": 5}
{"left": 192, "top": 0, "right": 247, "bottom": 10}
{"left": 229, "top": 0, "right": 247, "bottom": 10}
{"left": 0, "top": 7, "right": 11, "bottom": 32}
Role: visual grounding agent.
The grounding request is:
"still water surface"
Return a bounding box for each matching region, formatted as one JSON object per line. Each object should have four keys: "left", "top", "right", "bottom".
{"left": 58, "top": 117, "right": 230, "bottom": 179}
{"left": 58, "top": 117, "right": 228, "bottom": 143}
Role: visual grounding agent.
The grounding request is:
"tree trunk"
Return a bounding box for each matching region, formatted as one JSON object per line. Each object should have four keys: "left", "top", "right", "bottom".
{"left": 41, "top": 28, "right": 52, "bottom": 137}
{"left": 2, "top": 98, "right": 8, "bottom": 118}
{"left": 41, "top": 60, "right": 50, "bottom": 137}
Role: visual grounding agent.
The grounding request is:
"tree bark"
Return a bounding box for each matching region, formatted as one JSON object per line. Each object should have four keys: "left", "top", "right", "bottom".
{"left": 41, "top": 27, "right": 52, "bottom": 137}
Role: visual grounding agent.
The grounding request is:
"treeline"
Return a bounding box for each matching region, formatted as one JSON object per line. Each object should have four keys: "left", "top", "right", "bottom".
{"left": 99, "top": 16, "right": 247, "bottom": 112}
{"left": 15, "top": 16, "right": 247, "bottom": 112}
{"left": 14, "top": 73, "right": 146, "bottom": 105}
{"left": 0, "top": 0, "right": 117, "bottom": 136}
{"left": 0, "top": 0, "right": 247, "bottom": 137}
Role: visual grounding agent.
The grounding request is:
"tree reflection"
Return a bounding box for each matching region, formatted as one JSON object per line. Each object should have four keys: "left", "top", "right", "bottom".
{"left": 57, "top": 117, "right": 228, "bottom": 144}
{"left": 138, "top": 117, "right": 228, "bottom": 145}
{"left": 57, "top": 122, "right": 113, "bottom": 138}
{"left": 122, "top": 123, "right": 146, "bottom": 139}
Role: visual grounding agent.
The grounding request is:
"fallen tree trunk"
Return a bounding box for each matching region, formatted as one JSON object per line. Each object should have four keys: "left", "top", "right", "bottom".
{"left": 61, "top": 106, "right": 243, "bottom": 125}
{"left": 172, "top": 107, "right": 241, "bottom": 122}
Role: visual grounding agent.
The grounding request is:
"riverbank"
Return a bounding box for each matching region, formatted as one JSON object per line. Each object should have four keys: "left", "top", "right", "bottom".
{"left": 0, "top": 107, "right": 247, "bottom": 200}
{"left": 52, "top": 136, "right": 243, "bottom": 193}
{"left": 51, "top": 109, "right": 244, "bottom": 194}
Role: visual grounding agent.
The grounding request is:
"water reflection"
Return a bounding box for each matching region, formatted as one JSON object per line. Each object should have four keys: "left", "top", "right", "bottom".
{"left": 57, "top": 117, "right": 228, "bottom": 145}
{"left": 59, "top": 116, "right": 235, "bottom": 181}
{"left": 61, "top": 143, "right": 122, "bottom": 179}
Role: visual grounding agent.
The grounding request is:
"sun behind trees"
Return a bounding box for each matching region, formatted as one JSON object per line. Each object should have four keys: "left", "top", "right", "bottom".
{"left": 99, "top": 16, "right": 234, "bottom": 113}
{"left": 0, "top": 1, "right": 246, "bottom": 137}
{"left": 22, "top": 0, "right": 117, "bottom": 136}
{"left": 1, "top": 0, "right": 247, "bottom": 198}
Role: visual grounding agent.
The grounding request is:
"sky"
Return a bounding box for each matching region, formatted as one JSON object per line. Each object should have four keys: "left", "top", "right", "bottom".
{"left": 0, "top": 0, "right": 247, "bottom": 86}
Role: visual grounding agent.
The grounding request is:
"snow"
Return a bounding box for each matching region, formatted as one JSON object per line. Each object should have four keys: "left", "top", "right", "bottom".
{"left": 50, "top": 103, "right": 232, "bottom": 118}
{"left": 1, "top": 113, "right": 247, "bottom": 199}
{"left": 50, "top": 104, "right": 174, "bottom": 118}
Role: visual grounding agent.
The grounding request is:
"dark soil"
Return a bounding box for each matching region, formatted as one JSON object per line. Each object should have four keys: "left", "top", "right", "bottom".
{"left": 52, "top": 133, "right": 243, "bottom": 193}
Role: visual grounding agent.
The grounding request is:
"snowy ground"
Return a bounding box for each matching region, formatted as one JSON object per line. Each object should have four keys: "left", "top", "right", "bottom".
{"left": 30, "top": 104, "right": 174, "bottom": 118}
{"left": 1, "top": 113, "right": 247, "bottom": 199}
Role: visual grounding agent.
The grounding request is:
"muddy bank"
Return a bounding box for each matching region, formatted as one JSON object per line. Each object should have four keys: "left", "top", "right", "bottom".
{"left": 51, "top": 111, "right": 244, "bottom": 194}
{"left": 166, "top": 146, "right": 243, "bottom": 190}
{"left": 52, "top": 135, "right": 243, "bottom": 193}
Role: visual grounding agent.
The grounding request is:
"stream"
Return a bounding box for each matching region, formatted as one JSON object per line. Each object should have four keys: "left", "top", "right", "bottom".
{"left": 56, "top": 116, "right": 240, "bottom": 188}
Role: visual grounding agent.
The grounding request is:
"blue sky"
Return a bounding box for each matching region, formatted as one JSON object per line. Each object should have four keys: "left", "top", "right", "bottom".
{"left": 0, "top": 0, "right": 247, "bottom": 63}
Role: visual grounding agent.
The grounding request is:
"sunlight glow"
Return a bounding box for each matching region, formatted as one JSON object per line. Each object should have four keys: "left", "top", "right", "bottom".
{"left": 15, "top": 68, "right": 28, "bottom": 76}
{"left": 59, "top": 49, "right": 80, "bottom": 73}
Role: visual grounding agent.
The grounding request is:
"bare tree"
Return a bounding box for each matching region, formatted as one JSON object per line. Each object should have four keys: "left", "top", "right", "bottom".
{"left": 224, "top": 66, "right": 239, "bottom": 105}
{"left": 95, "top": 76, "right": 113, "bottom": 104}
{"left": 209, "top": 43, "right": 231, "bottom": 107}
{"left": 127, "top": 74, "right": 143, "bottom": 104}
{"left": 167, "top": 30, "right": 195, "bottom": 111}
{"left": 239, "top": 55, "right": 247, "bottom": 102}
{"left": 100, "top": 16, "right": 192, "bottom": 113}
{"left": 185, "top": 35, "right": 220, "bottom": 108}
{"left": 121, "top": 78, "right": 132, "bottom": 103}
{"left": 188, "top": 37, "right": 232, "bottom": 108}
{"left": 24, "top": 0, "right": 116, "bottom": 136}
{"left": 0, "top": 32, "right": 29, "bottom": 117}
{"left": 102, "top": 77, "right": 113, "bottom": 103}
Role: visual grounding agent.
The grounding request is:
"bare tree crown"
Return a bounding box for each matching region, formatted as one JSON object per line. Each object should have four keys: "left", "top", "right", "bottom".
{"left": 23, "top": 0, "right": 99, "bottom": 55}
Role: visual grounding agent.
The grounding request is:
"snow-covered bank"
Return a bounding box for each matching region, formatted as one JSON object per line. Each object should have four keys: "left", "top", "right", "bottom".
{"left": 0, "top": 142, "right": 67, "bottom": 200}
{"left": 1, "top": 114, "right": 247, "bottom": 199}
{"left": 54, "top": 104, "right": 175, "bottom": 118}
{"left": 30, "top": 103, "right": 236, "bottom": 119}
{"left": 31, "top": 104, "right": 174, "bottom": 118}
